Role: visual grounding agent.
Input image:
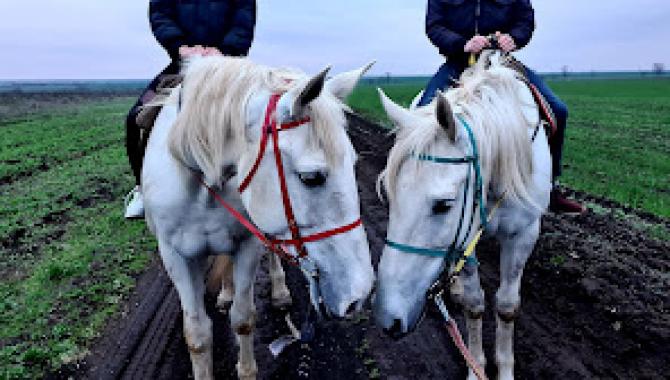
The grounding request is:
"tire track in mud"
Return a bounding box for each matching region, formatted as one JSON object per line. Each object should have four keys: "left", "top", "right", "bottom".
{"left": 72, "top": 114, "right": 669, "bottom": 380}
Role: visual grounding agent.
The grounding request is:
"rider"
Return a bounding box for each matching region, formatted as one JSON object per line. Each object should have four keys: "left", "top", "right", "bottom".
{"left": 418, "top": 0, "right": 585, "bottom": 214}
{"left": 124, "top": 0, "right": 257, "bottom": 219}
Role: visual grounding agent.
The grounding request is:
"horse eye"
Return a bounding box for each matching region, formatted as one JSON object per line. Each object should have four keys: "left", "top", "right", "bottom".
{"left": 432, "top": 199, "right": 453, "bottom": 215}
{"left": 298, "top": 171, "right": 327, "bottom": 188}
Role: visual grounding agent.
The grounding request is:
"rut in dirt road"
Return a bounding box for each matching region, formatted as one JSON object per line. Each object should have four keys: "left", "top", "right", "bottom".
{"left": 71, "top": 114, "right": 669, "bottom": 380}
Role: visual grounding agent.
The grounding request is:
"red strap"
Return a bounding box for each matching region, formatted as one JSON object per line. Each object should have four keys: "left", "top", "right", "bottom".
{"left": 198, "top": 177, "right": 299, "bottom": 265}
{"left": 272, "top": 219, "right": 362, "bottom": 246}
{"left": 446, "top": 319, "right": 489, "bottom": 380}
{"left": 238, "top": 97, "right": 310, "bottom": 193}
{"left": 269, "top": 104, "right": 308, "bottom": 257}
{"left": 238, "top": 96, "right": 278, "bottom": 193}
{"left": 279, "top": 117, "right": 311, "bottom": 131}
{"left": 529, "top": 84, "right": 557, "bottom": 137}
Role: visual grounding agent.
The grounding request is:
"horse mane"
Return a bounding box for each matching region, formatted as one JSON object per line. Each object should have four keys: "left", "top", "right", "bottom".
{"left": 165, "top": 56, "right": 348, "bottom": 184}
{"left": 381, "top": 55, "right": 538, "bottom": 209}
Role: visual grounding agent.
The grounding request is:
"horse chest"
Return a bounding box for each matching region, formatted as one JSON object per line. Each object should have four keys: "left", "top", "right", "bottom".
{"left": 163, "top": 207, "right": 250, "bottom": 258}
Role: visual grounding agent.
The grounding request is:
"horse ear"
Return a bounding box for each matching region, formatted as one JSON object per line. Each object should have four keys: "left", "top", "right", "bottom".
{"left": 435, "top": 91, "right": 456, "bottom": 142}
{"left": 378, "top": 88, "right": 418, "bottom": 129}
{"left": 292, "top": 66, "right": 331, "bottom": 116}
{"left": 326, "top": 61, "right": 375, "bottom": 101}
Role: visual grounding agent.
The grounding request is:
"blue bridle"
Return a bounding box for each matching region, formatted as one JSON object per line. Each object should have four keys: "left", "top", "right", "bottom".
{"left": 385, "top": 115, "right": 488, "bottom": 264}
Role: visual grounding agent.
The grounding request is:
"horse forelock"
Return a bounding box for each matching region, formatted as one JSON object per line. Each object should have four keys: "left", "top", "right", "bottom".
{"left": 381, "top": 58, "right": 539, "bottom": 210}
{"left": 165, "top": 56, "right": 350, "bottom": 185}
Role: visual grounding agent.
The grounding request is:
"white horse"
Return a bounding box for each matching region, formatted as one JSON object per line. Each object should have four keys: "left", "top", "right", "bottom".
{"left": 373, "top": 53, "right": 552, "bottom": 380}
{"left": 141, "top": 56, "right": 375, "bottom": 380}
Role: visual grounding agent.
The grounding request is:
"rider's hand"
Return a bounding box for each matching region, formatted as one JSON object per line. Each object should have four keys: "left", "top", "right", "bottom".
{"left": 203, "top": 47, "right": 223, "bottom": 57}
{"left": 179, "top": 45, "right": 210, "bottom": 58}
{"left": 496, "top": 32, "right": 517, "bottom": 53}
{"left": 464, "top": 35, "right": 490, "bottom": 54}
{"left": 178, "top": 45, "right": 193, "bottom": 58}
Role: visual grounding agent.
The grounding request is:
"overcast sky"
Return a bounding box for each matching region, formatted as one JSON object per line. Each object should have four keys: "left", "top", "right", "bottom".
{"left": 0, "top": 0, "right": 668, "bottom": 79}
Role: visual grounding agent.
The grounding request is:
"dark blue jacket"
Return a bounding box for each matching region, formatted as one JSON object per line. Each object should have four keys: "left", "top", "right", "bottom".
{"left": 426, "top": 0, "right": 534, "bottom": 65}
{"left": 149, "top": 0, "right": 256, "bottom": 60}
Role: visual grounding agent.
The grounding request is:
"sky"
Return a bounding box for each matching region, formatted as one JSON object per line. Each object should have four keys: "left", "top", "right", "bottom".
{"left": 0, "top": 0, "right": 668, "bottom": 79}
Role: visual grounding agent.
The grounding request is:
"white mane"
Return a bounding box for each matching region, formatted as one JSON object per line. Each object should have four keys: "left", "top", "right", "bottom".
{"left": 166, "top": 56, "right": 348, "bottom": 184}
{"left": 381, "top": 57, "right": 538, "bottom": 208}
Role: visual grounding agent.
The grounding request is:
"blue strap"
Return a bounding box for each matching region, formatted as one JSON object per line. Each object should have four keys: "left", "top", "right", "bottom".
{"left": 385, "top": 240, "right": 447, "bottom": 258}
{"left": 456, "top": 115, "right": 488, "bottom": 229}
{"left": 413, "top": 153, "right": 475, "bottom": 164}
{"left": 386, "top": 239, "right": 479, "bottom": 265}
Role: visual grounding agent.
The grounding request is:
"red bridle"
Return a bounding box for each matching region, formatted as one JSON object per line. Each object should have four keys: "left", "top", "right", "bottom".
{"left": 200, "top": 94, "right": 362, "bottom": 266}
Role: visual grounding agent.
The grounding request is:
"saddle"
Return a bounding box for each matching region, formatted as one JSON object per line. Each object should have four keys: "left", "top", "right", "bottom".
{"left": 499, "top": 55, "right": 558, "bottom": 139}
{"left": 136, "top": 74, "right": 184, "bottom": 131}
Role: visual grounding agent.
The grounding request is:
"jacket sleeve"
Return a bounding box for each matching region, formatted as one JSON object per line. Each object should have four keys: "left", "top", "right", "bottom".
{"left": 509, "top": 0, "right": 535, "bottom": 49}
{"left": 425, "top": 0, "right": 468, "bottom": 56}
{"left": 219, "top": 0, "right": 257, "bottom": 56}
{"left": 149, "top": 0, "right": 185, "bottom": 59}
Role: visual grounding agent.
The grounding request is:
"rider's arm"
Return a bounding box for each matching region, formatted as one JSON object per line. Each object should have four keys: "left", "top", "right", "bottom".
{"left": 508, "top": 0, "right": 535, "bottom": 49}
{"left": 149, "top": 0, "right": 185, "bottom": 60}
{"left": 425, "top": 0, "right": 468, "bottom": 55}
{"left": 218, "top": 0, "right": 257, "bottom": 57}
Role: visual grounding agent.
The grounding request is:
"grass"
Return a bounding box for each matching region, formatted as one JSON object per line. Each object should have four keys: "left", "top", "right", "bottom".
{"left": 0, "top": 98, "right": 156, "bottom": 379}
{"left": 347, "top": 78, "right": 670, "bottom": 218}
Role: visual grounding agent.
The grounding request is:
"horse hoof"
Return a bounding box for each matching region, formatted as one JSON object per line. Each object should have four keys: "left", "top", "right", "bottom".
{"left": 236, "top": 363, "right": 258, "bottom": 380}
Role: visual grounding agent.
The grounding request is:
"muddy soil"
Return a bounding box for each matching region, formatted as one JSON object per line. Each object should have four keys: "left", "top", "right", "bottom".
{"left": 63, "top": 114, "right": 669, "bottom": 380}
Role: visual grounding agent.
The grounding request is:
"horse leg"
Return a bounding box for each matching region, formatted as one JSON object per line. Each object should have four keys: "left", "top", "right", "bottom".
{"left": 215, "top": 256, "right": 235, "bottom": 310}
{"left": 159, "top": 242, "right": 213, "bottom": 380}
{"left": 231, "top": 239, "right": 262, "bottom": 380}
{"left": 460, "top": 255, "right": 486, "bottom": 380}
{"left": 495, "top": 220, "right": 539, "bottom": 380}
{"left": 268, "top": 252, "right": 292, "bottom": 309}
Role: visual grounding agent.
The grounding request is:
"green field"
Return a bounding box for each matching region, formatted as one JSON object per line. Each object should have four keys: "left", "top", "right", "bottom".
{"left": 348, "top": 78, "right": 670, "bottom": 218}
{"left": 0, "top": 98, "right": 156, "bottom": 379}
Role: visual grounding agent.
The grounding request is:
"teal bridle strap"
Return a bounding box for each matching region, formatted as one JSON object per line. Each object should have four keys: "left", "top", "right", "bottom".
{"left": 412, "top": 115, "right": 487, "bottom": 229}
{"left": 386, "top": 115, "right": 487, "bottom": 263}
{"left": 385, "top": 240, "right": 448, "bottom": 257}
{"left": 385, "top": 240, "right": 478, "bottom": 264}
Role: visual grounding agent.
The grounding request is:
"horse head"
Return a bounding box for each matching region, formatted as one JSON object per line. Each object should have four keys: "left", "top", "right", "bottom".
{"left": 373, "top": 90, "right": 474, "bottom": 336}
{"left": 238, "top": 62, "right": 376, "bottom": 318}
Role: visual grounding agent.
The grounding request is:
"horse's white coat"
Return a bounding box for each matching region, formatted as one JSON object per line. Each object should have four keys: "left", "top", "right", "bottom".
{"left": 374, "top": 53, "right": 551, "bottom": 380}
{"left": 142, "top": 58, "right": 374, "bottom": 380}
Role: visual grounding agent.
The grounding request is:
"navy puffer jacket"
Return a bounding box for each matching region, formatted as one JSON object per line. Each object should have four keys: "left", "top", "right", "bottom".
{"left": 150, "top": 0, "right": 256, "bottom": 60}
{"left": 426, "top": 0, "right": 534, "bottom": 65}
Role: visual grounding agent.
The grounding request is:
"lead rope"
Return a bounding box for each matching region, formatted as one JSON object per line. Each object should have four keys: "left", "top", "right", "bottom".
{"left": 432, "top": 197, "right": 505, "bottom": 380}
{"left": 435, "top": 296, "right": 488, "bottom": 380}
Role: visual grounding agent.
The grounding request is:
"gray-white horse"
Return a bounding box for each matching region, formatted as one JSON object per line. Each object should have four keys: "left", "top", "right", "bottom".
{"left": 142, "top": 56, "right": 374, "bottom": 379}
{"left": 374, "top": 53, "right": 551, "bottom": 380}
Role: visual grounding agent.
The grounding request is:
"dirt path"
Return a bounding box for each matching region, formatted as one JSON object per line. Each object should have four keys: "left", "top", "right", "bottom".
{"left": 67, "top": 115, "right": 669, "bottom": 380}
